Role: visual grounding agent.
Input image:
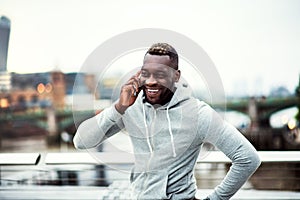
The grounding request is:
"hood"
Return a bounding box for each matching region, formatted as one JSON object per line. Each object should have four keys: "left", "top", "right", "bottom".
{"left": 167, "top": 81, "right": 192, "bottom": 108}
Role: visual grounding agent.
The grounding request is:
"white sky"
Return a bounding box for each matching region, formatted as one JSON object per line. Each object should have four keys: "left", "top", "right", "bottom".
{"left": 0, "top": 0, "right": 300, "bottom": 96}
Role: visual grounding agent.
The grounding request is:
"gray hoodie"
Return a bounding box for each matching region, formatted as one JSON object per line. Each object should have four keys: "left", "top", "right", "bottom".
{"left": 73, "top": 82, "right": 261, "bottom": 200}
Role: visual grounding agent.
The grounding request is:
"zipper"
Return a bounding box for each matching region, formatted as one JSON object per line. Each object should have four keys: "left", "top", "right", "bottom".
{"left": 149, "top": 109, "right": 157, "bottom": 153}
{"left": 140, "top": 107, "right": 156, "bottom": 198}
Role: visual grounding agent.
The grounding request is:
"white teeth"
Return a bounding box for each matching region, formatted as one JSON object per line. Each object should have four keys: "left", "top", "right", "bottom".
{"left": 148, "top": 89, "right": 159, "bottom": 92}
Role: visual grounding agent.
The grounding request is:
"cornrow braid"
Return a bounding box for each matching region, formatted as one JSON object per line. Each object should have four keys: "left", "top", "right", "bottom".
{"left": 146, "top": 43, "right": 179, "bottom": 69}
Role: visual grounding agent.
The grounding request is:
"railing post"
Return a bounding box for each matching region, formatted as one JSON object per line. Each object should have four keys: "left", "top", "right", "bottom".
{"left": 46, "top": 107, "right": 58, "bottom": 146}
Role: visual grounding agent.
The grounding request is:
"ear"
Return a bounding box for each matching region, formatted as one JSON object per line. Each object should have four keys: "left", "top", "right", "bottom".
{"left": 174, "top": 70, "right": 181, "bottom": 82}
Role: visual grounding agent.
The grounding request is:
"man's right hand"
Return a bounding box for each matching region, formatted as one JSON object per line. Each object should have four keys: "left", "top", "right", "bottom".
{"left": 115, "top": 71, "right": 141, "bottom": 114}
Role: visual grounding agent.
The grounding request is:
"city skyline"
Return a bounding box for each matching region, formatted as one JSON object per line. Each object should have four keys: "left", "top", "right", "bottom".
{"left": 0, "top": 0, "right": 299, "bottom": 96}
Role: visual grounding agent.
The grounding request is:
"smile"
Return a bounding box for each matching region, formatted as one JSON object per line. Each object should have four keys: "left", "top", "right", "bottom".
{"left": 147, "top": 89, "right": 159, "bottom": 93}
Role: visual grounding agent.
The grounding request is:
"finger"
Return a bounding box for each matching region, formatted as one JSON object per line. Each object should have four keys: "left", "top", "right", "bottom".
{"left": 135, "top": 70, "right": 141, "bottom": 78}
{"left": 127, "top": 77, "right": 139, "bottom": 91}
{"left": 133, "top": 70, "right": 142, "bottom": 88}
{"left": 124, "top": 81, "right": 137, "bottom": 97}
{"left": 125, "top": 70, "right": 142, "bottom": 96}
{"left": 132, "top": 83, "right": 137, "bottom": 91}
{"left": 136, "top": 70, "right": 142, "bottom": 87}
{"left": 132, "top": 84, "right": 138, "bottom": 96}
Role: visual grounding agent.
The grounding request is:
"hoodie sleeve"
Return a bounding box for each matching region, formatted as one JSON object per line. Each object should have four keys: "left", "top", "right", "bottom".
{"left": 201, "top": 104, "right": 261, "bottom": 200}
{"left": 73, "top": 105, "right": 124, "bottom": 149}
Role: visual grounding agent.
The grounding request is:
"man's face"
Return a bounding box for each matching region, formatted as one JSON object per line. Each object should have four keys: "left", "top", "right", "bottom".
{"left": 140, "top": 54, "right": 180, "bottom": 105}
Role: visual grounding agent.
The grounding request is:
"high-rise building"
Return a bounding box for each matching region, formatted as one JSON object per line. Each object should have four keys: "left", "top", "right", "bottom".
{"left": 0, "top": 16, "right": 11, "bottom": 92}
{"left": 0, "top": 16, "right": 10, "bottom": 72}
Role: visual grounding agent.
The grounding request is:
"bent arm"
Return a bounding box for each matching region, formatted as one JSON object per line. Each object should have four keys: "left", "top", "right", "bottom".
{"left": 203, "top": 107, "right": 261, "bottom": 200}
{"left": 73, "top": 105, "right": 124, "bottom": 149}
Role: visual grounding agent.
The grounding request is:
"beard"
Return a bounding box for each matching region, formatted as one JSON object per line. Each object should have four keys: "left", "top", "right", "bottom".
{"left": 142, "top": 85, "right": 174, "bottom": 106}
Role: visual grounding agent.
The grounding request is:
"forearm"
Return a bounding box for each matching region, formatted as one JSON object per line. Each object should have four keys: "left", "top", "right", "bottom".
{"left": 209, "top": 138, "right": 260, "bottom": 199}
{"left": 207, "top": 124, "right": 261, "bottom": 199}
{"left": 73, "top": 105, "right": 123, "bottom": 149}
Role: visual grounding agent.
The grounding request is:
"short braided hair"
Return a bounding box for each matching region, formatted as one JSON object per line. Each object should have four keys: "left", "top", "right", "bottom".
{"left": 146, "top": 43, "right": 179, "bottom": 69}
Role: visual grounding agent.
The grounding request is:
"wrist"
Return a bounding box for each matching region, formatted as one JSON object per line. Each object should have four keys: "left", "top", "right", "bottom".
{"left": 115, "top": 103, "right": 127, "bottom": 114}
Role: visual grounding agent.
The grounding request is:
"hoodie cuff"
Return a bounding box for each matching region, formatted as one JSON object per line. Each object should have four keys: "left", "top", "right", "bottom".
{"left": 109, "top": 104, "right": 123, "bottom": 121}
{"left": 207, "top": 192, "right": 218, "bottom": 200}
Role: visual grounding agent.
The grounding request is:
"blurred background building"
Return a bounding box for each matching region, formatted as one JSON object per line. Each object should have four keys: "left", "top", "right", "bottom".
{"left": 0, "top": 16, "right": 11, "bottom": 92}
{"left": 0, "top": 16, "right": 10, "bottom": 72}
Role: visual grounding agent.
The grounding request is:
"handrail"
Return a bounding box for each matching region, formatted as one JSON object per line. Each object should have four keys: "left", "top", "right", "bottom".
{"left": 44, "top": 151, "right": 300, "bottom": 165}
{"left": 0, "top": 153, "right": 41, "bottom": 166}
{"left": 45, "top": 152, "right": 134, "bottom": 165}
{"left": 1, "top": 151, "right": 300, "bottom": 199}
{"left": 0, "top": 151, "right": 299, "bottom": 166}
{"left": 198, "top": 151, "right": 300, "bottom": 163}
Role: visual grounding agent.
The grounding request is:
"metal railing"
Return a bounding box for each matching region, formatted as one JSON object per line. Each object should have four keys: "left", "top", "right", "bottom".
{"left": 0, "top": 151, "right": 300, "bottom": 199}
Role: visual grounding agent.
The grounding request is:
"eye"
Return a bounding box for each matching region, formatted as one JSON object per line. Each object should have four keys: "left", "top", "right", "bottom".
{"left": 154, "top": 73, "right": 167, "bottom": 79}
{"left": 141, "top": 71, "right": 149, "bottom": 77}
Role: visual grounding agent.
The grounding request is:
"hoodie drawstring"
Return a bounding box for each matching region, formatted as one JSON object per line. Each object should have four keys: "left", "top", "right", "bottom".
{"left": 166, "top": 107, "right": 177, "bottom": 157}
{"left": 142, "top": 104, "right": 153, "bottom": 154}
{"left": 142, "top": 104, "right": 176, "bottom": 157}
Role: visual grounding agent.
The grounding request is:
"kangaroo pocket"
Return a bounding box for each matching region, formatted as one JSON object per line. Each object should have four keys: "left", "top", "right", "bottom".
{"left": 131, "top": 170, "right": 169, "bottom": 199}
{"left": 166, "top": 167, "right": 193, "bottom": 198}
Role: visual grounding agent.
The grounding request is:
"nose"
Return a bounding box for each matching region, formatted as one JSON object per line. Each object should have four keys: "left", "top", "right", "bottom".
{"left": 145, "top": 75, "right": 157, "bottom": 85}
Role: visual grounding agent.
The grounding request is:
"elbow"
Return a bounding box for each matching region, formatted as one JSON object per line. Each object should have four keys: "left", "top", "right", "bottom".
{"left": 234, "top": 149, "right": 261, "bottom": 173}
{"left": 73, "top": 130, "right": 85, "bottom": 150}
{"left": 248, "top": 151, "right": 261, "bottom": 173}
{"left": 245, "top": 144, "right": 262, "bottom": 172}
{"left": 73, "top": 123, "right": 91, "bottom": 150}
{"left": 73, "top": 119, "right": 102, "bottom": 150}
{"left": 253, "top": 151, "right": 262, "bottom": 170}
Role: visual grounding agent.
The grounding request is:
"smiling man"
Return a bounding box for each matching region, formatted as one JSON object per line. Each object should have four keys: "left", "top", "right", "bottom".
{"left": 140, "top": 46, "right": 180, "bottom": 106}
{"left": 73, "top": 43, "right": 261, "bottom": 200}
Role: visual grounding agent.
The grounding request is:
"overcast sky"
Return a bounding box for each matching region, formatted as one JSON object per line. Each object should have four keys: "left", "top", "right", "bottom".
{"left": 0, "top": 0, "right": 299, "bottom": 96}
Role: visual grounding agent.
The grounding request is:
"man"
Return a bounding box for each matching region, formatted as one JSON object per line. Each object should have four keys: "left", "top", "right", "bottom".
{"left": 73, "top": 43, "right": 261, "bottom": 199}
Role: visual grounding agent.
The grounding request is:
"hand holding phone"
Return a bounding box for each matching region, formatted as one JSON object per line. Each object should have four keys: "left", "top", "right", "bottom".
{"left": 115, "top": 70, "right": 141, "bottom": 114}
